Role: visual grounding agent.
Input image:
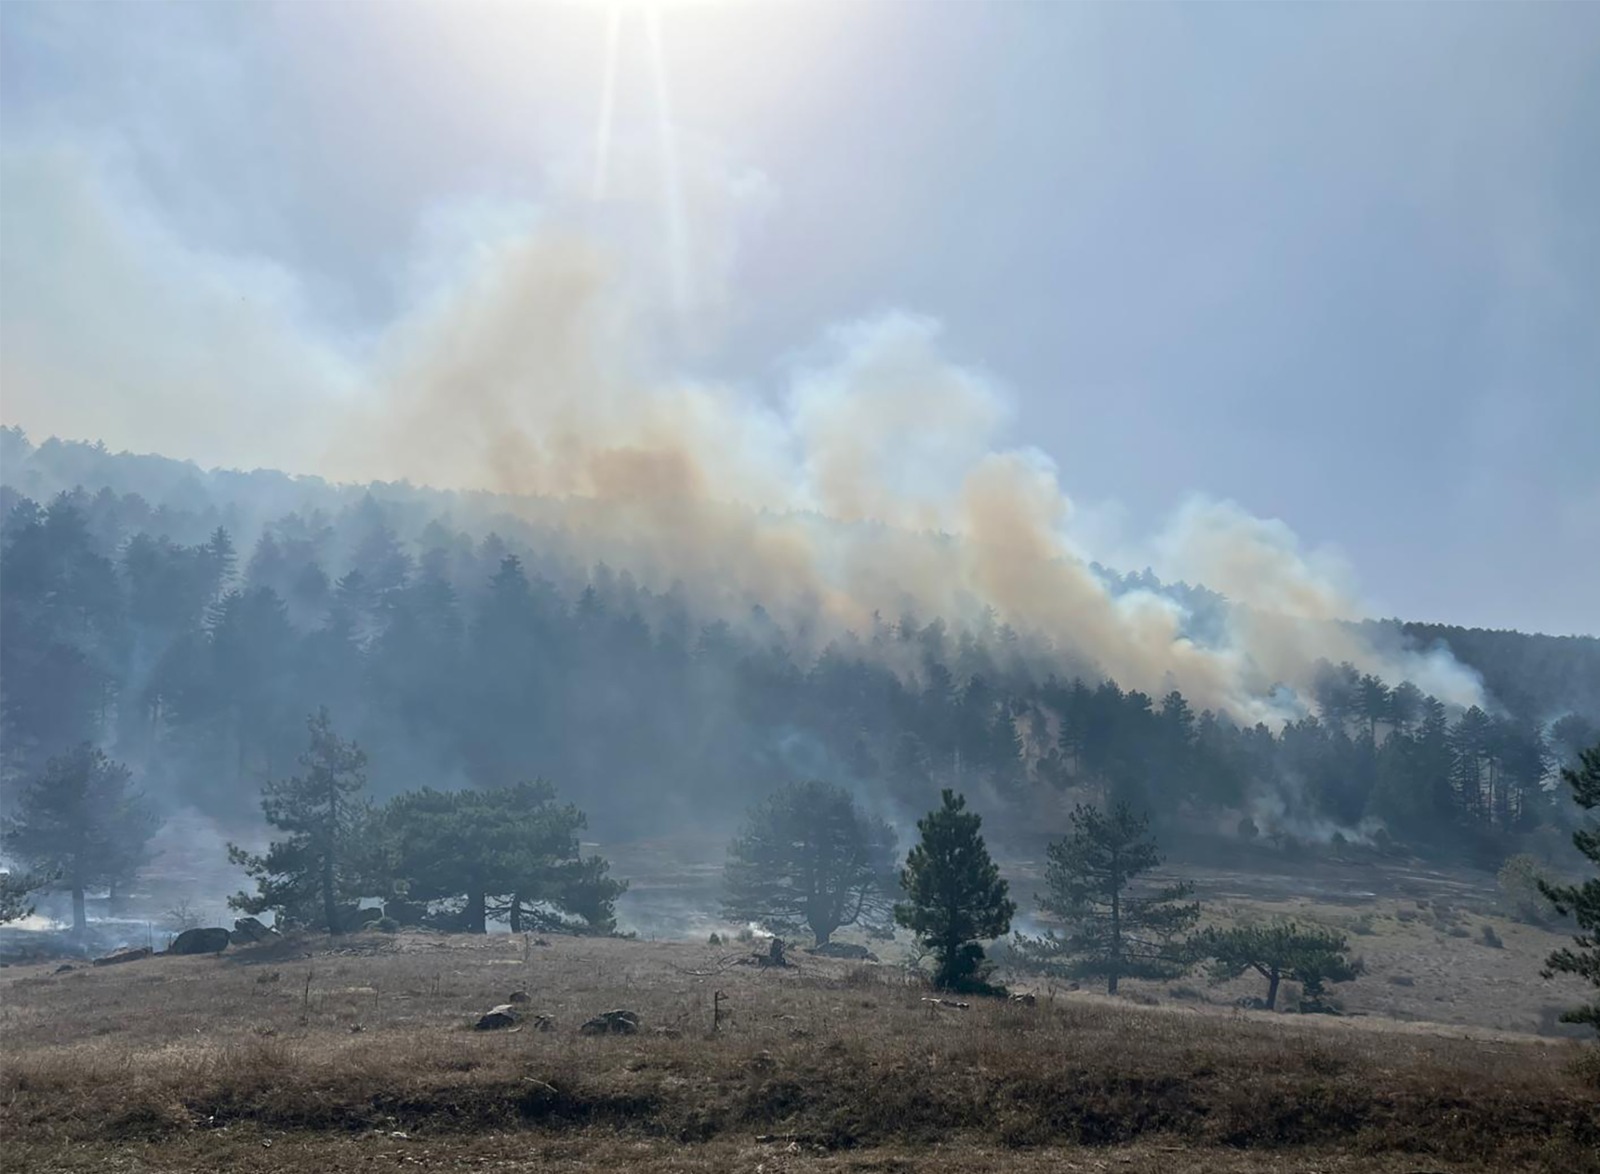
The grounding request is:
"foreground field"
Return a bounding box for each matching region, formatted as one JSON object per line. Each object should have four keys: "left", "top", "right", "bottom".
{"left": 1, "top": 932, "right": 1595, "bottom": 1173}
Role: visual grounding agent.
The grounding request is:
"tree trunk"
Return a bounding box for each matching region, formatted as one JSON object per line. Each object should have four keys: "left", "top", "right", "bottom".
{"left": 1108, "top": 853, "right": 1122, "bottom": 995}
{"left": 509, "top": 895, "right": 523, "bottom": 933}
{"left": 323, "top": 855, "right": 340, "bottom": 935}
{"left": 812, "top": 920, "right": 832, "bottom": 946}
{"left": 1266, "top": 970, "right": 1281, "bottom": 1011}
{"left": 466, "top": 888, "right": 487, "bottom": 934}
{"left": 72, "top": 884, "right": 87, "bottom": 938}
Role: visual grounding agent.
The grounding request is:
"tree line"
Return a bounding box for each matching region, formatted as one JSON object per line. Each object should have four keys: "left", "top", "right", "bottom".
{"left": 2, "top": 709, "right": 1594, "bottom": 1030}
{"left": 4, "top": 482, "right": 1596, "bottom": 863}
{"left": 730, "top": 754, "right": 1599, "bottom": 1028}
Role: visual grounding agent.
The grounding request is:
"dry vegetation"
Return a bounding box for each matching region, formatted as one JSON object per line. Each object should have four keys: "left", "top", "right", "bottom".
{"left": 2, "top": 931, "right": 1596, "bottom": 1173}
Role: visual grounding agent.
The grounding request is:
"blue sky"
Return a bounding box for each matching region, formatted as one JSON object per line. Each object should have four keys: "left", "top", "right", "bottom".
{"left": 1, "top": 2, "right": 1596, "bottom": 636}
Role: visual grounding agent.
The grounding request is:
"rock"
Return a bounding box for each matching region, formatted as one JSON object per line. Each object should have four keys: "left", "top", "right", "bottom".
{"left": 807, "top": 941, "right": 878, "bottom": 961}
{"left": 1009, "top": 992, "right": 1037, "bottom": 1006}
{"left": 475, "top": 1004, "right": 521, "bottom": 1030}
{"left": 93, "top": 946, "right": 152, "bottom": 967}
{"left": 169, "top": 927, "right": 230, "bottom": 955}
{"left": 330, "top": 905, "right": 381, "bottom": 932}
{"left": 580, "top": 1009, "right": 640, "bottom": 1036}
{"left": 530, "top": 1013, "right": 555, "bottom": 1032}
{"left": 508, "top": 990, "right": 530, "bottom": 1004}
{"left": 230, "top": 917, "right": 278, "bottom": 945}
{"left": 53, "top": 964, "right": 75, "bottom": 974}
{"left": 382, "top": 899, "right": 426, "bottom": 927}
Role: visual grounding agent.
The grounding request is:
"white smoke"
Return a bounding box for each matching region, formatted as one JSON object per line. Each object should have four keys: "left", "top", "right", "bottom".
{"left": 0, "top": 141, "right": 1485, "bottom": 721}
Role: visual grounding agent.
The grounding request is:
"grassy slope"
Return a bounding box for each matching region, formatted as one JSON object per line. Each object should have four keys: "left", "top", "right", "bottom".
{"left": 2, "top": 933, "right": 1596, "bottom": 1173}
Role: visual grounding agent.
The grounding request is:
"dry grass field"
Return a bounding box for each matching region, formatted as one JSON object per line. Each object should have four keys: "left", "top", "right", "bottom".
{"left": 2, "top": 931, "right": 1596, "bottom": 1173}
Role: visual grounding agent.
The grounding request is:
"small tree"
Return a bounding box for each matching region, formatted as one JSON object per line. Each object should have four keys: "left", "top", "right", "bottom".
{"left": 723, "top": 780, "right": 897, "bottom": 945}
{"left": 384, "top": 780, "right": 625, "bottom": 934}
{"left": 895, "top": 789, "right": 1015, "bottom": 992}
{"left": 1019, "top": 802, "right": 1198, "bottom": 994}
{"left": 1, "top": 745, "right": 156, "bottom": 935}
{"left": 1197, "top": 921, "right": 1361, "bottom": 1010}
{"left": 228, "top": 708, "right": 370, "bottom": 934}
{"left": 1539, "top": 741, "right": 1600, "bottom": 1033}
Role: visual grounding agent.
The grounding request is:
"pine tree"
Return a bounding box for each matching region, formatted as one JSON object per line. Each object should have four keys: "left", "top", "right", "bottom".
{"left": 383, "top": 780, "right": 624, "bottom": 934}
{"left": 1539, "top": 741, "right": 1600, "bottom": 1032}
{"left": 895, "top": 789, "right": 1014, "bottom": 991}
{"left": 1020, "top": 802, "right": 1198, "bottom": 994}
{"left": 0, "top": 745, "right": 156, "bottom": 935}
{"left": 229, "top": 708, "right": 370, "bottom": 933}
{"left": 723, "top": 780, "right": 897, "bottom": 945}
{"left": 1196, "top": 921, "right": 1361, "bottom": 1010}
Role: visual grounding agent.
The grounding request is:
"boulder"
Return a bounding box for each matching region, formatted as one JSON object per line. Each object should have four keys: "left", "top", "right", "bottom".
{"left": 230, "top": 917, "right": 278, "bottom": 945}
{"left": 93, "top": 946, "right": 151, "bottom": 967}
{"left": 330, "top": 905, "right": 381, "bottom": 932}
{"left": 580, "top": 1009, "right": 640, "bottom": 1036}
{"left": 508, "top": 990, "right": 530, "bottom": 1004}
{"left": 169, "top": 927, "right": 230, "bottom": 955}
{"left": 807, "top": 941, "right": 877, "bottom": 961}
{"left": 475, "top": 1004, "right": 521, "bottom": 1030}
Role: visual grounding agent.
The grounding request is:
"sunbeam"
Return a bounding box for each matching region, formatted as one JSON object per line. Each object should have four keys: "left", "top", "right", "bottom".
{"left": 646, "top": 5, "right": 692, "bottom": 325}
{"left": 592, "top": 5, "right": 622, "bottom": 201}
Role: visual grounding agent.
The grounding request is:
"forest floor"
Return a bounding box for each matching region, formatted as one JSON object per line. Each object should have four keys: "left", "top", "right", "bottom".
{"left": 2, "top": 931, "right": 1595, "bottom": 1173}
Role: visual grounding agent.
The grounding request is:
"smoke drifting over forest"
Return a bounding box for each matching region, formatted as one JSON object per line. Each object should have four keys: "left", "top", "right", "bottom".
{"left": 299, "top": 210, "right": 1483, "bottom": 725}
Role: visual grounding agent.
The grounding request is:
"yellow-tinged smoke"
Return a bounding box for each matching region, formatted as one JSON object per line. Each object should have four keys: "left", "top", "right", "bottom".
{"left": 332, "top": 224, "right": 1482, "bottom": 720}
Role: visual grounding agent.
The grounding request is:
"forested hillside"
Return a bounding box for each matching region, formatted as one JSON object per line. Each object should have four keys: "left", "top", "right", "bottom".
{"left": 2, "top": 429, "right": 1596, "bottom": 860}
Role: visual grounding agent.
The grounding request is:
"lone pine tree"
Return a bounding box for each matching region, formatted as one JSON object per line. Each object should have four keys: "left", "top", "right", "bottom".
{"left": 229, "top": 708, "right": 370, "bottom": 934}
{"left": 895, "top": 789, "right": 1014, "bottom": 992}
{"left": 1198, "top": 921, "right": 1361, "bottom": 1010}
{"left": 1021, "top": 802, "right": 1198, "bottom": 994}
{"left": 723, "top": 780, "right": 897, "bottom": 945}
{"left": 1, "top": 745, "right": 155, "bottom": 936}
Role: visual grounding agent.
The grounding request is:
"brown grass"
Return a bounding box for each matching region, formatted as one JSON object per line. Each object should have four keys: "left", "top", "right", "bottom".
{"left": 1, "top": 932, "right": 1595, "bottom": 1173}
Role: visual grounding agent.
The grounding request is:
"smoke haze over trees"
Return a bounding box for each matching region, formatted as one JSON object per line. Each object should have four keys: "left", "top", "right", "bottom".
{"left": 1, "top": 428, "right": 1597, "bottom": 894}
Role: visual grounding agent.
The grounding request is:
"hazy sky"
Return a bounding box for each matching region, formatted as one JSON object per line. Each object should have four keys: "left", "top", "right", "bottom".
{"left": 1, "top": 2, "right": 1596, "bottom": 635}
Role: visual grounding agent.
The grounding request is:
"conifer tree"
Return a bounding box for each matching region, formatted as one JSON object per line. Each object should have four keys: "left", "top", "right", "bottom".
{"left": 895, "top": 789, "right": 1014, "bottom": 991}
{"left": 229, "top": 708, "right": 370, "bottom": 933}
{"left": 1196, "top": 921, "right": 1361, "bottom": 1010}
{"left": 723, "top": 780, "right": 897, "bottom": 945}
{"left": 1539, "top": 741, "right": 1600, "bottom": 1032}
{"left": 1020, "top": 802, "right": 1198, "bottom": 993}
{"left": 1, "top": 745, "right": 155, "bottom": 935}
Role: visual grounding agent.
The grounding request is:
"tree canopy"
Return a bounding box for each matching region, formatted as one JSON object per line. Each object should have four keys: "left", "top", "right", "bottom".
{"left": 228, "top": 709, "right": 371, "bottom": 933}
{"left": 895, "top": 789, "right": 1015, "bottom": 992}
{"left": 1017, "top": 802, "right": 1198, "bottom": 993}
{"left": 1197, "top": 921, "right": 1361, "bottom": 1011}
{"left": 723, "top": 780, "right": 897, "bottom": 945}
{"left": 382, "top": 780, "right": 625, "bottom": 934}
{"left": 0, "top": 745, "right": 155, "bottom": 935}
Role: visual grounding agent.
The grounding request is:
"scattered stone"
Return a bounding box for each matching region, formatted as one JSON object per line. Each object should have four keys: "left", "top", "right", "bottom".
{"left": 530, "top": 1013, "right": 555, "bottom": 1032}
{"left": 93, "top": 947, "right": 152, "bottom": 967}
{"left": 1009, "top": 992, "right": 1037, "bottom": 1006}
{"left": 580, "top": 1009, "right": 640, "bottom": 1035}
{"left": 474, "top": 1004, "right": 521, "bottom": 1031}
{"left": 508, "top": 990, "right": 530, "bottom": 1004}
{"left": 807, "top": 941, "right": 878, "bottom": 961}
{"left": 53, "top": 964, "right": 75, "bottom": 974}
{"left": 169, "top": 927, "right": 230, "bottom": 955}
